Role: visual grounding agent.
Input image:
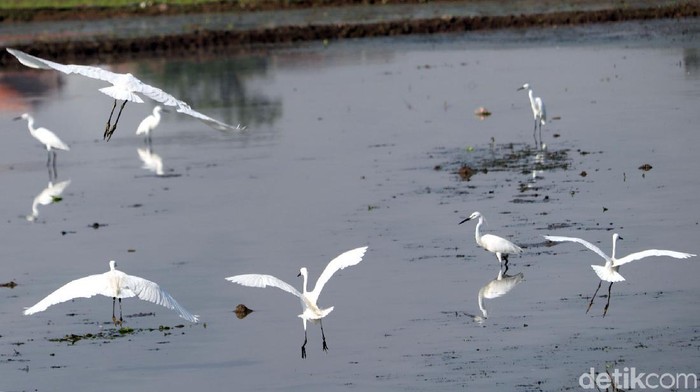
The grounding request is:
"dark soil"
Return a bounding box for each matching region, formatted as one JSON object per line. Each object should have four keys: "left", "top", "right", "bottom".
{"left": 1, "top": 1, "right": 698, "bottom": 64}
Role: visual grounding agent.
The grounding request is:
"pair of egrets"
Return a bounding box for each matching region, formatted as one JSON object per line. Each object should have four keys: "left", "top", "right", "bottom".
{"left": 23, "top": 247, "right": 368, "bottom": 359}
{"left": 459, "top": 211, "right": 696, "bottom": 317}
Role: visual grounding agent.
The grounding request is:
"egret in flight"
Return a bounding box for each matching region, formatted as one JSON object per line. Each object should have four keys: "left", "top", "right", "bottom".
{"left": 544, "top": 233, "right": 696, "bottom": 316}
{"left": 226, "top": 246, "right": 368, "bottom": 358}
{"left": 517, "top": 83, "right": 546, "bottom": 148}
{"left": 478, "top": 269, "right": 524, "bottom": 319}
{"left": 459, "top": 212, "right": 523, "bottom": 272}
{"left": 7, "top": 48, "right": 245, "bottom": 141}
{"left": 24, "top": 260, "right": 199, "bottom": 325}
{"left": 136, "top": 106, "right": 165, "bottom": 143}
{"left": 14, "top": 113, "right": 69, "bottom": 175}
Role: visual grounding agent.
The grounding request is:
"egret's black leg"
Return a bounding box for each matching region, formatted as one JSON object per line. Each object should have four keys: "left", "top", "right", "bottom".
{"left": 51, "top": 151, "right": 58, "bottom": 180}
{"left": 112, "top": 297, "right": 118, "bottom": 325}
{"left": 301, "top": 330, "right": 308, "bottom": 359}
{"left": 320, "top": 320, "right": 329, "bottom": 352}
{"left": 602, "top": 283, "right": 613, "bottom": 317}
{"left": 105, "top": 101, "right": 127, "bottom": 141}
{"left": 118, "top": 298, "right": 123, "bottom": 325}
{"left": 587, "top": 281, "right": 603, "bottom": 314}
{"left": 502, "top": 254, "right": 510, "bottom": 274}
{"left": 538, "top": 122, "right": 543, "bottom": 149}
{"left": 104, "top": 99, "right": 117, "bottom": 139}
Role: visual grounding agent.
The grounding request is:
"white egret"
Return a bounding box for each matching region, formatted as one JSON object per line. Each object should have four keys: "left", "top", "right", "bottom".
{"left": 137, "top": 147, "right": 164, "bottom": 176}
{"left": 7, "top": 48, "right": 245, "bottom": 141}
{"left": 544, "top": 233, "right": 696, "bottom": 316}
{"left": 136, "top": 106, "right": 165, "bottom": 142}
{"left": 459, "top": 211, "right": 523, "bottom": 272}
{"left": 26, "top": 179, "right": 71, "bottom": 222}
{"left": 517, "top": 83, "right": 546, "bottom": 148}
{"left": 478, "top": 269, "right": 524, "bottom": 319}
{"left": 14, "top": 113, "right": 69, "bottom": 173}
{"left": 24, "top": 260, "right": 199, "bottom": 325}
{"left": 226, "top": 246, "right": 368, "bottom": 358}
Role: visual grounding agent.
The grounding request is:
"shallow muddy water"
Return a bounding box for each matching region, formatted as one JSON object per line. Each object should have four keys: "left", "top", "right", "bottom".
{"left": 1, "top": 18, "right": 699, "bottom": 391}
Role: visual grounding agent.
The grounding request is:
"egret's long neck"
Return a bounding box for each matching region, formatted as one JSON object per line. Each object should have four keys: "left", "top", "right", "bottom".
{"left": 474, "top": 217, "right": 484, "bottom": 246}
{"left": 301, "top": 271, "right": 309, "bottom": 294}
{"left": 528, "top": 89, "right": 537, "bottom": 113}
{"left": 25, "top": 118, "right": 36, "bottom": 135}
{"left": 478, "top": 289, "right": 487, "bottom": 318}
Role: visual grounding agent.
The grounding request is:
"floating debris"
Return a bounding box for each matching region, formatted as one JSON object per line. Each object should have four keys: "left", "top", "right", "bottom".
{"left": 89, "top": 222, "right": 108, "bottom": 229}
{"left": 0, "top": 281, "right": 17, "bottom": 289}
{"left": 580, "top": 171, "right": 588, "bottom": 177}
{"left": 234, "top": 304, "right": 254, "bottom": 319}
{"left": 638, "top": 163, "right": 653, "bottom": 171}
{"left": 457, "top": 165, "right": 476, "bottom": 181}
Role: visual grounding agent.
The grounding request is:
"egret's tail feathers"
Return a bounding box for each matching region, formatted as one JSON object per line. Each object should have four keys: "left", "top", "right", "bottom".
{"left": 591, "top": 265, "right": 625, "bottom": 282}
{"left": 99, "top": 86, "right": 144, "bottom": 103}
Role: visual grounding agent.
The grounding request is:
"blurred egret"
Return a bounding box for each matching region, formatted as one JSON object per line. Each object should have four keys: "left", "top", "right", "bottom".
{"left": 7, "top": 48, "right": 245, "bottom": 141}
{"left": 226, "top": 246, "right": 368, "bottom": 358}
{"left": 459, "top": 212, "right": 523, "bottom": 272}
{"left": 544, "top": 233, "right": 696, "bottom": 316}
{"left": 137, "top": 147, "right": 164, "bottom": 176}
{"left": 14, "top": 113, "right": 69, "bottom": 175}
{"left": 517, "top": 83, "right": 546, "bottom": 147}
{"left": 24, "top": 260, "right": 199, "bottom": 325}
{"left": 26, "top": 179, "right": 71, "bottom": 222}
{"left": 478, "top": 269, "right": 524, "bottom": 319}
{"left": 136, "top": 106, "right": 165, "bottom": 143}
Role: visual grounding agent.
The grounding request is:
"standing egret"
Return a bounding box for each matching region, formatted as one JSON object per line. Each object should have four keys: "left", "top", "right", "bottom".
{"left": 459, "top": 212, "right": 523, "bottom": 272}
{"left": 517, "top": 83, "right": 546, "bottom": 148}
{"left": 544, "top": 233, "right": 696, "bottom": 316}
{"left": 7, "top": 48, "right": 245, "bottom": 141}
{"left": 478, "top": 269, "right": 525, "bottom": 319}
{"left": 136, "top": 106, "right": 165, "bottom": 144}
{"left": 14, "top": 113, "right": 69, "bottom": 178}
{"left": 226, "top": 246, "right": 368, "bottom": 358}
{"left": 24, "top": 260, "right": 199, "bottom": 325}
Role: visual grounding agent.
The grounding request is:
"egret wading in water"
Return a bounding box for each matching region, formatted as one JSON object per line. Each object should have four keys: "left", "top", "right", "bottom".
{"left": 226, "top": 246, "right": 368, "bottom": 359}
{"left": 14, "top": 113, "right": 69, "bottom": 179}
{"left": 544, "top": 233, "right": 696, "bottom": 316}
{"left": 23, "top": 260, "right": 199, "bottom": 325}
{"left": 136, "top": 106, "right": 166, "bottom": 144}
{"left": 7, "top": 48, "right": 245, "bottom": 141}
{"left": 459, "top": 212, "right": 523, "bottom": 272}
{"left": 517, "top": 83, "right": 546, "bottom": 148}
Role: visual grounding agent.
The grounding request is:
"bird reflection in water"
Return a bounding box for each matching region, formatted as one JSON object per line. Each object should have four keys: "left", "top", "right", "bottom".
{"left": 137, "top": 146, "right": 164, "bottom": 176}
{"left": 26, "top": 179, "right": 71, "bottom": 222}
{"left": 474, "top": 268, "right": 525, "bottom": 322}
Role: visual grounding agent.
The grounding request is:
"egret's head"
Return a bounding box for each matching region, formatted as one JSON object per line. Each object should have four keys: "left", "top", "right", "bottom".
{"left": 297, "top": 267, "right": 308, "bottom": 278}
{"left": 109, "top": 260, "right": 117, "bottom": 270}
{"left": 154, "top": 106, "right": 162, "bottom": 113}
{"left": 13, "top": 113, "right": 29, "bottom": 121}
{"left": 459, "top": 211, "right": 482, "bottom": 225}
{"left": 517, "top": 83, "right": 530, "bottom": 91}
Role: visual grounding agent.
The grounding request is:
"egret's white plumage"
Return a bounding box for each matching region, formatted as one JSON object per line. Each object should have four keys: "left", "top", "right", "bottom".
{"left": 544, "top": 233, "right": 696, "bottom": 316}
{"left": 517, "top": 83, "right": 546, "bottom": 147}
{"left": 478, "top": 269, "right": 524, "bottom": 319}
{"left": 26, "top": 179, "right": 71, "bottom": 222}
{"left": 459, "top": 211, "right": 523, "bottom": 271}
{"left": 226, "top": 246, "right": 368, "bottom": 358}
{"left": 15, "top": 113, "right": 70, "bottom": 152}
{"left": 7, "top": 48, "right": 245, "bottom": 140}
{"left": 24, "top": 260, "right": 199, "bottom": 324}
{"left": 136, "top": 106, "right": 164, "bottom": 138}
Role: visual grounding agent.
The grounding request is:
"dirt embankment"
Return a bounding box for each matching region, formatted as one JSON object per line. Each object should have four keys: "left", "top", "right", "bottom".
{"left": 1, "top": 1, "right": 698, "bottom": 65}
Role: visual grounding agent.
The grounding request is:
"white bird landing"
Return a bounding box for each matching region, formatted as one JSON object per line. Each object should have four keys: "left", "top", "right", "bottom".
{"left": 14, "top": 112, "right": 69, "bottom": 179}
{"left": 24, "top": 260, "right": 199, "bottom": 325}
{"left": 7, "top": 48, "right": 245, "bottom": 141}
{"left": 517, "top": 83, "right": 546, "bottom": 148}
{"left": 544, "top": 233, "right": 696, "bottom": 316}
{"left": 460, "top": 211, "right": 523, "bottom": 272}
{"left": 226, "top": 246, "right": 368, "bottom": 359}
{"left": 478, "top": 269, "right": 525, "bottom": 319}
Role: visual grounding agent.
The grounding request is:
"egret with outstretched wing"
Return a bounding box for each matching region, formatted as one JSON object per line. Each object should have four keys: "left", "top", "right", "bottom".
{"left": 7, "top": 48, "right": 245, "bottom": 140}
{"left": 226, "top": 246, "right": 368, "bottom": 358}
